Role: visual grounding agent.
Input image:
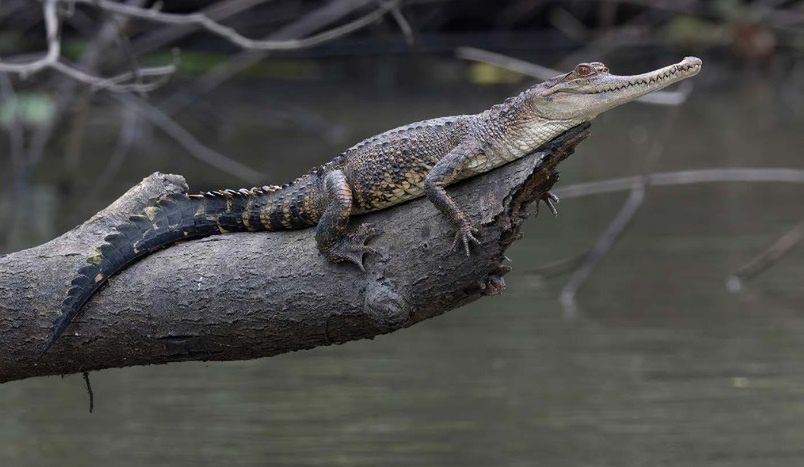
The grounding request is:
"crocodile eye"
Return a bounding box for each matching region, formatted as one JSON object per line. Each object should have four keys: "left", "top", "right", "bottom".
{"left": 575, "top": 64, "right": 594, "bottom": 77}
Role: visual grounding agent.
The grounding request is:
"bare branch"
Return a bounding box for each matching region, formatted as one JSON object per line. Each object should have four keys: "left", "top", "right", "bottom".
{"left": 0, "top": 0, "right": 60, "bottom": 75}
{"left": 0, "top": 0, "right": 175, "bottom": 91}
{"left": 157, "top": 0, "right": 383, "bottom": 114}
{"left": 73, "top": 0, "right": 399, "bottom": 51}
{"left": 130, "top": 0, "right": 275, "bottom": 56}
{"left": 455, "top": 47, "right": 691, "bottom": 106}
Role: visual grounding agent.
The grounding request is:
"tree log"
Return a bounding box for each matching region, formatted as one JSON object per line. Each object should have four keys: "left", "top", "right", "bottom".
{"left": 0, "top": 123, "right": 590, "bottom": 383}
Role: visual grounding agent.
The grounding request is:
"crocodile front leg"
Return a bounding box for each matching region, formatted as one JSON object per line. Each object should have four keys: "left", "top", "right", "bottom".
{"left": 425, "top": 143, "right": 484, "bottom": 256}
{"left": 315, "top": 170, "right": 378, "bottom": 270}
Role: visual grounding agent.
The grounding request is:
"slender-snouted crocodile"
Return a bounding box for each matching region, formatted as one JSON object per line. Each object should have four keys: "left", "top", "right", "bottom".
{"left": 40, "top": 56, "right": 702, "bottom": 356}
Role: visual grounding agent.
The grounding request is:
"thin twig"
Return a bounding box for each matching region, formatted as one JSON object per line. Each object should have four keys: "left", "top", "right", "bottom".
{"left": 559, "top": 181, "right": 646, "bottom": 318}
{"left": 527, "top": 253, "right": 588, "bottom": 277}
{"left": 555, "top": 168, "right": 804, "bottom": 199}
{"left": 727, "top": 220, "right": 804, "bottom": 292}
{"left": 455, "top": 47, "right": 692, "bottom": 106}
{"left": 389, "top": 3, "right": 415, "bottom": 45}
{"left": 112, "top": 94, "right": 264, "bottom": 184}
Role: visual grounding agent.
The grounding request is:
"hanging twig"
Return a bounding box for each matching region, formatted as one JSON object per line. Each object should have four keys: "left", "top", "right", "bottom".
{"left": 81, "top": 371, "right": 94, "bottom": 413}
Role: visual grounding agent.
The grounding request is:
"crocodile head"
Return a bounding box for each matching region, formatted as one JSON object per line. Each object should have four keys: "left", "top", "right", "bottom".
{"left": 528, "top": 56, "right": 702, "bottom": 121}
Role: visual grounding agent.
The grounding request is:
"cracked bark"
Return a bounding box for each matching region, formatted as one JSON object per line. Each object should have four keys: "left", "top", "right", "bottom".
{"left": 0, "top": 124, "right": 590, "bottom": 383}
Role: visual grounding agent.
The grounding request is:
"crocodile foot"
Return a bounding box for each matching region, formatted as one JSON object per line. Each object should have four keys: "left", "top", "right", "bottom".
{"left": 449, "top": 220, "right": 481, "bottom": 256}
{"left": 535, "top": 191, "right": 559, "bottom": 217}
{"left": 325, "top": 223, "right": 380, "bottom": 271}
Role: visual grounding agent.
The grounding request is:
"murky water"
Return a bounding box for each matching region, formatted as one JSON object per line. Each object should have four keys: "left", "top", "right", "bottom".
{"left": 1, "top": 61, "right": 803, "bottom": 466}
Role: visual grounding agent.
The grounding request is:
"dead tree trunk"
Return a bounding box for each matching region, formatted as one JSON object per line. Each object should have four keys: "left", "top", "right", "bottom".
{"left": 0, "top": 124, "right": 590, "bottom": 383}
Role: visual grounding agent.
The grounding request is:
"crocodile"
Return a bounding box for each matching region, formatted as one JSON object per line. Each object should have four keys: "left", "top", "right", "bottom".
{"left": 41, "top": 56, "right": 702, "bottom": 355}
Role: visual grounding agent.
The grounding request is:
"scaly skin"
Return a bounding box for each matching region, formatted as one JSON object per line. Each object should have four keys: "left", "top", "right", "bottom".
{"left": 41, "top": 57, "right": 702, "bottom": 355}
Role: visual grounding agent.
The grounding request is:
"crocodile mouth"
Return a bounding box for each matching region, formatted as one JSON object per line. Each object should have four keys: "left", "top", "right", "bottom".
{"left": 594, "top": 57, "right": 702, "bottom": 94}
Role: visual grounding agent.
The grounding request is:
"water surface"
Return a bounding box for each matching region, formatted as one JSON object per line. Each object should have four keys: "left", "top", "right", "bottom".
{"left": 1, "top": 65, "right": 803, "bottom": 466}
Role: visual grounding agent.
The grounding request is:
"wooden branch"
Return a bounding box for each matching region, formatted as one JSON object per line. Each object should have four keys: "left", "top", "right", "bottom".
{"left": 0, "top": 124, "right": 591, "bottom": 383}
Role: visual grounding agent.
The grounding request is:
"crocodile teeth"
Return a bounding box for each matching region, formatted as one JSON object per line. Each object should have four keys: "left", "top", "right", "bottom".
{"left": 595, "top": 61, "right": 700, "bottom": 94}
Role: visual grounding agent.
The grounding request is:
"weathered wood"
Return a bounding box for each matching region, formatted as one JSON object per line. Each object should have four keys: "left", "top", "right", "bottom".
{"left": 0, "top": 124, "right": 590, "bottom": 383}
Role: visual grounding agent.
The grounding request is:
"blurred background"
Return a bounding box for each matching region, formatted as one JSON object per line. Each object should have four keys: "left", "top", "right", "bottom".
{"left": 1, "top": 0, "right": 803, "bottom": 465}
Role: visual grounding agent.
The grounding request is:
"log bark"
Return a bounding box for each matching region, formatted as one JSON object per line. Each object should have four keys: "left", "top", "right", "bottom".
{"left": 0, "top": 124, "right": 590, "bottom": 383}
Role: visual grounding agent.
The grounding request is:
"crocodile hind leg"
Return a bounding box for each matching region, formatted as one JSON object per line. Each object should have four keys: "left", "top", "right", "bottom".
{"left": 315, "top": 170, "right": 378, "bottom": 271}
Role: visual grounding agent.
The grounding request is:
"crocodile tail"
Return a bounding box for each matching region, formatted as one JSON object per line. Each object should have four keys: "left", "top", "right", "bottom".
{"left": 39, "top": 186, "right": 282, "bottom": 357}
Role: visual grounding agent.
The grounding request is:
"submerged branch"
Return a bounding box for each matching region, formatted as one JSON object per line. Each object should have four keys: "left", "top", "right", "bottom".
{"left": 727, "top": 220, "right": 804, "bottom": 292}
{"left": 559, "top": 181, "right": 646, "bottom": 318}
{"left": 531, "top": 168, "right": 804, "bottom": 297}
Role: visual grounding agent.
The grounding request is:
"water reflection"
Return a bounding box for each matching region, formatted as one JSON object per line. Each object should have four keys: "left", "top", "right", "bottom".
{"left": 1, "top": 73, "right": 803, "bottom": 466}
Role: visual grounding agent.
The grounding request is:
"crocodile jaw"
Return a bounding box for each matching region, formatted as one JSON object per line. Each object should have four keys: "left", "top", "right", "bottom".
{"left": 581, "top": 56, "right": 702, "bottom": 115}
{"left": 535, "top": 57, "right": 702, "bottom": 121}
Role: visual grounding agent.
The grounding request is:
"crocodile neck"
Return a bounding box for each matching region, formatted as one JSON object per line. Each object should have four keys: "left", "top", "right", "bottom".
{"left": 470, "top": 92, "right": 578, "bottom": 170}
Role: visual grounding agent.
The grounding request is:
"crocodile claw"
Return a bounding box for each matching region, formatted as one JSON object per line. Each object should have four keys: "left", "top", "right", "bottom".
{"left": 536, "top": 191, "right": 559, "bottom": 217}
{"left": 449, "top": 223, "right": 481, "bottom": 256}
{"left": 326, "top": 223, "right": 380, "bottom": 271}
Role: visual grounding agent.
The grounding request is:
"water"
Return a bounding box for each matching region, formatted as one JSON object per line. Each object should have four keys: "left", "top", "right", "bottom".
{"left": 1, "top": 64, "right": 803, "bottom": 466}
